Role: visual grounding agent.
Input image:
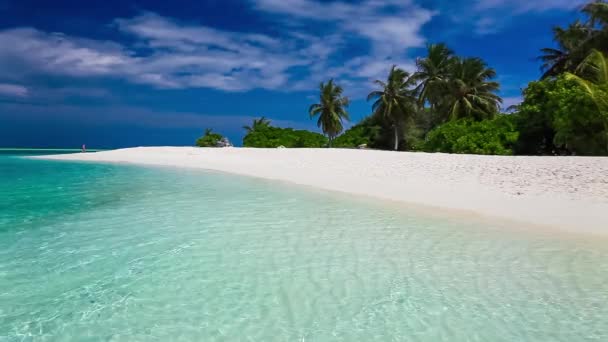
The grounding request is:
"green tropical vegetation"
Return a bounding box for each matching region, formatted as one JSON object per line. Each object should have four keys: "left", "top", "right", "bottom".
{"left": 308, "top": 80, "right": 350, "bottom": 147}
{"left": 515, "top": 75, "right": 607, "bottom": 155}
{"left": 195, "top": 128, "right": 223, "bottom": 147}
{"left": 333, "top": 117, "right": 381, "bottom": 148}
{"left": 198, "top": 0, "right": 608, "bottom": 156}
{"left": 421, "top": 116, "right": 519, "bottom": 155}
{"left": 539, "top": 1, "right": 608, "bottom": 79}
{"left": 367, "top": 66, "right": 418, "bottom": 150}
{"left": 242, "top": 118, "right": 327, "bottom": 148}
{"left": 440, "top": 57, "right": 502, "bottom": 121}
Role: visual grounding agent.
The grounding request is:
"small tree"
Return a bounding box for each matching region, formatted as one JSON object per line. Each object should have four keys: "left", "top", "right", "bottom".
{"left": 243, "top": 117, "right": 271, "bottom": 133}
{"left": 308, "top": 79, "right": 350, "bottom": 147}
{"left": 367, "top": 65, "right": 418, "bottom": 150}
{"left": 195, "top": 128, "right": 223, "bottom": 147}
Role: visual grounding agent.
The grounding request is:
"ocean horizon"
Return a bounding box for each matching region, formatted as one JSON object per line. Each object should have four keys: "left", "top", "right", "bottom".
{"left": 1, "top": 150, "right": 607, "bottom": 340}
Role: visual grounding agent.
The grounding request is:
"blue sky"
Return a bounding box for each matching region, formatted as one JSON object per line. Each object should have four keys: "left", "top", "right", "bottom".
{"left": 0, "top": 0, "right": 588, "bottom": 148}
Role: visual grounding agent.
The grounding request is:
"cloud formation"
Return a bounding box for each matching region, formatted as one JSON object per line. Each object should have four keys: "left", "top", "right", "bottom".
{"left": 0, "top": 28, "right": 130, "bottom": 78}
{"left": 0, "top": 0, "right": 582, "bottom": 96}
{"left": 501, "top": 96, "right": 523, "bottom": 111}
{"left": 471, "top": 0, "right": 587, "bottom": 35}
{"left": 0, "top": 1, "right": 433, "bottom": 96}
{"left": 0, "top": 83, "right": 28, "bottom": 97}
{"left": 253, "top": 0, "right": 433, "bottom": 55}
{"left": 474, "top": 0, "right": 586, "bottom": 13}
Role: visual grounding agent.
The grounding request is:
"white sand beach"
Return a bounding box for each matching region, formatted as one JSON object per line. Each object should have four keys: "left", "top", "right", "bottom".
{"left": 37, "top": 147, "right": 608, "bottom": 235}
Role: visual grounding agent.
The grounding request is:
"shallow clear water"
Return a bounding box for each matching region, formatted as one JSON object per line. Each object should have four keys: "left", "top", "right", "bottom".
{"left": 1, "top": 151, "right": 607, "bottom": 341}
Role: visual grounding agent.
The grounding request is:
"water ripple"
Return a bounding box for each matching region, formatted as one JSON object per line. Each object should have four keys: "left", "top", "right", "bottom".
{"left": 1, "top": 157, "right": 607, "bottom": 341}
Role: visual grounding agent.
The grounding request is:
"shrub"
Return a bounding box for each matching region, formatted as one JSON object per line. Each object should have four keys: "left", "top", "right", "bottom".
{"left": 333, "top": 119, "right": 381, "bottom": 148}
{"left": 195, "top": 129, "right": 223, "bottom": 147}
{"left": 514, "top": 76, "right": 608, "bottom": 155}
{"left": 243, "top": 125, "right": 327, "bottom": 148}
{"left": 422, "top": 116, "right": 519, "bottom": 155}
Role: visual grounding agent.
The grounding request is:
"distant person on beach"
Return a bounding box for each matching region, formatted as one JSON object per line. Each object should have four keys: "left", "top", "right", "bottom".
{"left": 82, "top": 144, "right": 86, "bottom": 153}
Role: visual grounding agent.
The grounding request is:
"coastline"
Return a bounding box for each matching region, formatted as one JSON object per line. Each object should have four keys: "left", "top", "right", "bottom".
{"left": 34, "top": 146, "right": 608, "bottom": 235}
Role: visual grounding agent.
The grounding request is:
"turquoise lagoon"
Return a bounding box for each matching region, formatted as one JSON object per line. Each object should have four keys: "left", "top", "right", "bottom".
{"left": 1, "top": 150, "right": 607, "bottom": 341}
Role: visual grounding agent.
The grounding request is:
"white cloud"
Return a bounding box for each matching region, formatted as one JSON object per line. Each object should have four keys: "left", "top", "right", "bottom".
{"left": 0, "top": 2, "right": 435, "bottom": 96}
{"left": 0, "top": 14, "right": 329, "bottom": 92}
{"left": 253, "top": 0, "right": 434, "bottom": 55}
{"left": 0, "top": 28, "right": 131, "bottom": 78}
{"left": 474, "top": 0, "right": 586, "bottom": 13}
{"left": 115, "top": 13, "right": 316, "bottom": 91}
{"left": 115, "top": 12, "right": 281, "bottom": 52}
{"left": 0, "top": 83, "right": 28, "bottom": 97}
{"left": 474, "top": 17, "right": 500, "bottom": 35}
{"left": 501, "top": 96, "right": 522, "bottom": 111}
{"left": 0, "top": 25, "right": 296, "bottom": 91}
{"left": 471, "top": 0, "right": 588, "bottom": 35}
{"left": 250, "top": 0, "right": 434, "bottom": 96}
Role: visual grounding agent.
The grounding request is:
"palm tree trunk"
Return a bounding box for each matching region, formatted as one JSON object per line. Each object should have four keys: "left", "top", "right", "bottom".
{"left": 393, "top": 126, "right": 399, "bottom": 151}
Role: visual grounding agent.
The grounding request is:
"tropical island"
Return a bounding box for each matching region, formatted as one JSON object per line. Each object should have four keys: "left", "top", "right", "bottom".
{"left": 38, "top": 1, "right": 608, "bottom": 233}
{"left": 8, "top": 1, "right": 608, "bottom": 341}
{"left": 31, "top": 1, "right": 607, "bottom": 231}
{"left": 197, "top": 1, "right": 608, "bottom": 156}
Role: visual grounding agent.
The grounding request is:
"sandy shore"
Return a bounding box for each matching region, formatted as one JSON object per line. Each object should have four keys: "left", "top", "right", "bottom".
{"left": 36, "top": 147, "right": 608, "bottom": 234}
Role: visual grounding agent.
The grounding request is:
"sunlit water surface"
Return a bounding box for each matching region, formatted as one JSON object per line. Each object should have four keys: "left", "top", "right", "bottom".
{"left": 1, "top": 151, "right": 607, "bottom": 341}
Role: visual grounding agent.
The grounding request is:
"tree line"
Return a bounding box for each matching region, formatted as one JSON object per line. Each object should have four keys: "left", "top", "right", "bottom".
{"left": 198, "top": 0, "right": 607, "bottom": 155}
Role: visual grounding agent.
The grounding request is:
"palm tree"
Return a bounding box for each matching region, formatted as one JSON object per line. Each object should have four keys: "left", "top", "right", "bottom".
{"left": 566, "top": 48, "right": 608, "bottom": 150}
{"left": 539, "top": 1, "right": 608, "bottom": 79}
{"left": 442, "top": 57, "right": 502, "bottom": 121}
{"left": 539, "top": 21, "right": 593, "bottom": 78}
{"left": 583, "top": 1, "right": 608, "bottom": 29}
{"left": 583, "top": 1, "right": 608, "bottom": 58}
{"left": 367, "top": 65, "right": 418, "bottom": 150}
{"left": 308, "top": 79, "right": 350, "bottom": 146}
{"left": 243, "top": 117, "right": 271, "bottom": 133}
{"left": 566, "top": 49, "right": 608, "bottom": 111}
{"left": 413, "top": 43, "right": 455, "bottom": 109}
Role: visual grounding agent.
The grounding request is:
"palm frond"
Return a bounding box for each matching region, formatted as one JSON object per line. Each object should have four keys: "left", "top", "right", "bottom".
{"left": 575, "top": 49, "right": 608, "bottom": 84}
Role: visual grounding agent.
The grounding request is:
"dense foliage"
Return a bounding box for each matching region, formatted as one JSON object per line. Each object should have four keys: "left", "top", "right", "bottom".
{"left": 195, "top": 129, "right": 223, "bottom": 147}
{"left": 242, "top": 119, "right": 327, "bottom": 148}
{"left": 332, "top": 117, "right": 381, "bottom": 148}
{"left": 514, "top": 75, "right": 608, "bottom": 155}
{"left": 421, "top": 116, "right": 519, "bottom": 155}
{"left": 513, "top": 0, "right": 608, "bottom": 155}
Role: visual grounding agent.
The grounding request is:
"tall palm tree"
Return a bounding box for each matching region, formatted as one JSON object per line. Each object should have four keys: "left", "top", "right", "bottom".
{"left": 243, "top": 117, "right": 270, "bottom": 133}
{"left": 583, "top": 1, "right": 608, "bottom": 57}
{"left": 367, "top": 65, "right": 418, "bottom": 150}
{"left": 583, "top": 1, "right": 608, "bottom": 29}
{"left": 539, "top": 1, "right": 608, "bottom": 79}
{"left": 539, "top": 21, "right": 593, "bottom": 78}
{"left": 308, "top": 79, "right": 350, "bottom": 146}
{"left": 413, "top": 43, "right": 455, "bottom": 108}
{"left": 442, "top": 57, "right": 502, "bottom": 120}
